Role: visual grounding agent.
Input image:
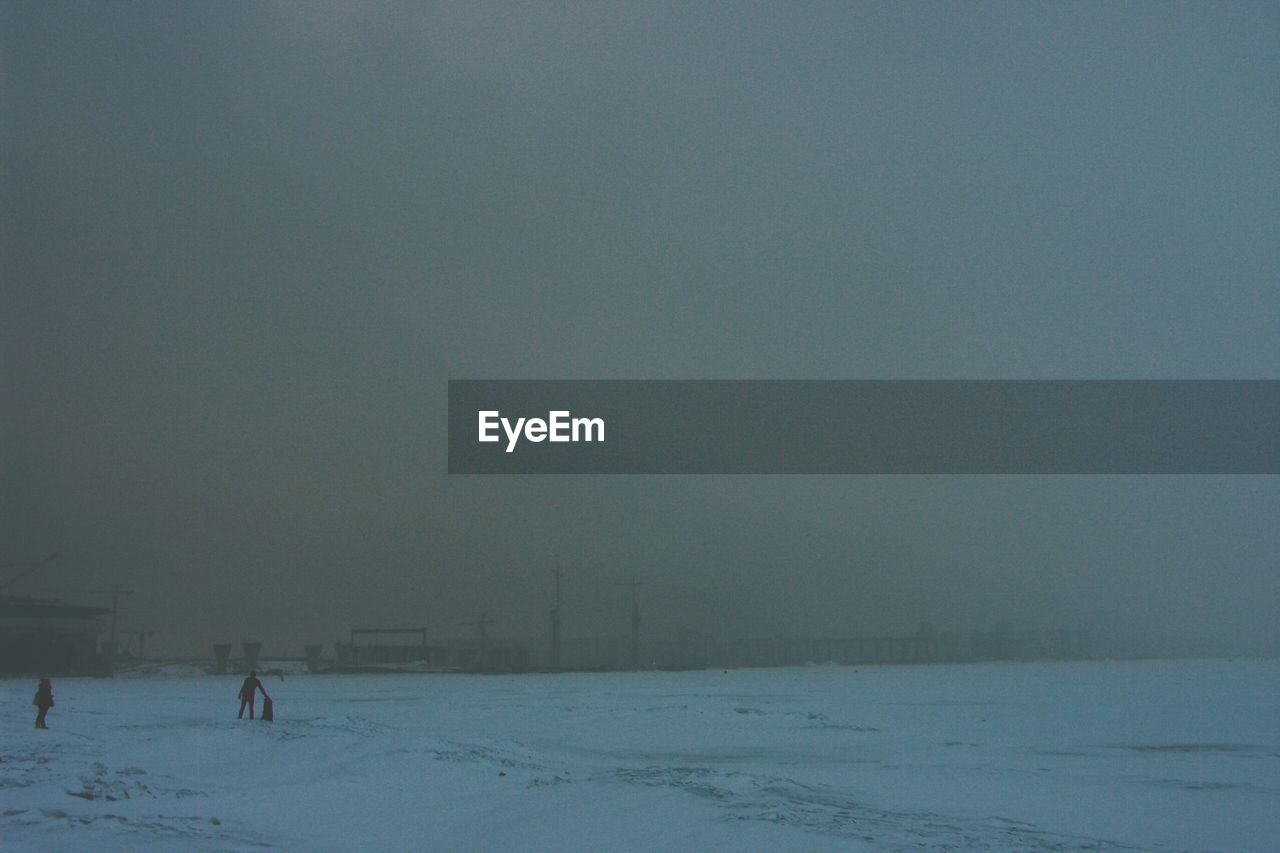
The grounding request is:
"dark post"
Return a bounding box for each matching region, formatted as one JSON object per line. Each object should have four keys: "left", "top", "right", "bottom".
{"left": 550, "top": 567, "right": 563, "bottom": 671}
{"left": 627, "top": 580, "right": 642, "bottom": 670}
{"left": 108, "top": 584, "right": 134, "bottom": 661}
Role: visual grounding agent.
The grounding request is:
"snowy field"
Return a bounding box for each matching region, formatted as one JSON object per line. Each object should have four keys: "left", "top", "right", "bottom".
{"left": 2, "top": 659, "right": 1277, "bottom": 851}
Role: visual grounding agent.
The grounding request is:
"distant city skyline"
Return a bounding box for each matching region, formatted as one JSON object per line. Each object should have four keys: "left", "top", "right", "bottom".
{"left": 3, "top": 2, "right": 1278, "bottom": 660}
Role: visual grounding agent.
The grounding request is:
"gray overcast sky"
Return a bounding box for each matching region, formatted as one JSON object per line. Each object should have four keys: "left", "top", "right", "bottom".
{"left": 3, "top": 2, "right": 1278, "bottom": 658}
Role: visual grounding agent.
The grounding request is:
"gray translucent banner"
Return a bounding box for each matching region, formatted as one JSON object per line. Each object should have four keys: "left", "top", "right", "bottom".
{"left": 447, "top": 381, "right": 1280, "bottom": 474}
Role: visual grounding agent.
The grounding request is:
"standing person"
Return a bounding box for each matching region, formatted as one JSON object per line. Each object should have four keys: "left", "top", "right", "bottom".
{"left": 33, "top": 678, "right": 53, "bottom": 729}
{"left": 237, "top": 671, "right": 268, "bottom": 719}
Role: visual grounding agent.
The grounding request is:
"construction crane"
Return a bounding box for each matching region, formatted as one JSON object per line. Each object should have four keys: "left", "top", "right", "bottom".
{"left": 0, "top": 553, "right": 59, "bottom": 591}
{"left": 460, "top": 610, "right": 494, "bottom": 649}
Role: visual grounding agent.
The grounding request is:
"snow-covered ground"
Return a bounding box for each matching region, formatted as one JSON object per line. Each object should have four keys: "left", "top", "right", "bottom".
{"left": 3, "top": 659, "right": 1277, "bottom": 851}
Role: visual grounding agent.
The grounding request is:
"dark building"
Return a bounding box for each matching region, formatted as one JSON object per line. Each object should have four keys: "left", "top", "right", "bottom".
{"left": 0, "top": 595, "right": 112, "bottom": 675}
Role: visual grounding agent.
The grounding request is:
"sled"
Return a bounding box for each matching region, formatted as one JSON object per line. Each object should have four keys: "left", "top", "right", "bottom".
{"left": 261, "top": 696, "right": 274, "bottom": 722}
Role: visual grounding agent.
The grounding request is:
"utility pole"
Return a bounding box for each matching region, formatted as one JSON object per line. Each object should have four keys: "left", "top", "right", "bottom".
{"left": 108, "top": 584, "right": 134, "bottom": 655}
{"left": 623, "top": 579, "right": 642, "bottom": 670}
{"left": 550, "top": 567, "right": 563, "bottom": 671}
{"left": 85, "top": 584, "right": 134, "bottom": 658}
{"left": 137, "top": 625, "right": 157, "bottom": 660}
{"left": 460, "top": 610, "right": 494, "bottom": 667}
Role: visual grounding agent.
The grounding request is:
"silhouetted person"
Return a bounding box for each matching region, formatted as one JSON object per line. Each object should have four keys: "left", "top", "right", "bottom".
{"left": 238, "top": 671, "right": 268, "bottom": 719}
{"left": 33, "top": 678, "right": 53, "bottom": 729}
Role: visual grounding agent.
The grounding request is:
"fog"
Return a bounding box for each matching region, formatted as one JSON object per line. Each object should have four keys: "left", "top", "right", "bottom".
{"left": 3, "top": 2, "right": 1278, "bottom": 659}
